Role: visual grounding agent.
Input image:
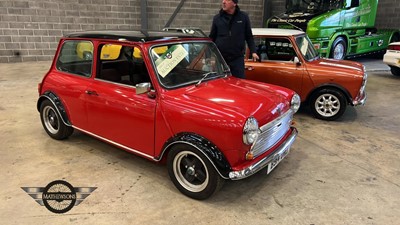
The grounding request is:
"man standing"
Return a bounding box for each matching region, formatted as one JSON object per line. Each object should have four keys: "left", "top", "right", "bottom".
{"left": 209, "top": 0, "right": 259, "bottom": 78}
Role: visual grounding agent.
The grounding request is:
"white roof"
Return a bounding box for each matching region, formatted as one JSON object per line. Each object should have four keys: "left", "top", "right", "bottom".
{"left": 252, "top": 28, "right": 305, "bottom": 36}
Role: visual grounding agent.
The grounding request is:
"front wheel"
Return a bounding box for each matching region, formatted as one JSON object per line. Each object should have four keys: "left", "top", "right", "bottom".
{"left": 389, "top": 66, "right": 400, "bottom": 76}
{"left": 309, "top": 89, "right": 347, "bottom": 121}
{"left": 167, "top": 144, "right": 224, "bottom": 200}
{"left": 330, "top": 37, "right": 347, "bottom": 60}
{"left": 40, "top": 99, "right": 73, "bottom": 140}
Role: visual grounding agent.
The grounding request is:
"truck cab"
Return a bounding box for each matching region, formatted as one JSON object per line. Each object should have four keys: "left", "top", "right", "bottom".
{"left": 267, "top": 0, "right": 399, "bottom": 59}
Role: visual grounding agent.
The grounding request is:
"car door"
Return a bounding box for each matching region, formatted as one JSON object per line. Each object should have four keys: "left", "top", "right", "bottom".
{"left": 53, "top": 40, "right": 95, "bottom": 131}
{"left": 245, "top": 36, "right": 305, "bottom": 96}
{"left": 84, "top": 44, "right": 156, "bottom": 157}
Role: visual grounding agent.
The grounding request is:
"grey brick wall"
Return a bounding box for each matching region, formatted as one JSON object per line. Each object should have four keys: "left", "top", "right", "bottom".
{"left": 0, "top": 0, "right": 140, "bottom": 63}
{"left": 375, "top": 0, "right": 400, "bottom": 29}
{"left": 0, "top": 0, "right": 398, "bottom": 63}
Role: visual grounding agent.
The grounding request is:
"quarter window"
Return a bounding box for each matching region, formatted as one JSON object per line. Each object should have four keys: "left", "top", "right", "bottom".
{"left": 56, "top": 40, "right": 93, "bottom": 77}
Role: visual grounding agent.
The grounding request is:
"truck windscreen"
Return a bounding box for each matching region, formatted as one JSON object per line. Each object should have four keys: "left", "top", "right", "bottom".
{"left": 286, "top": 0, "right": 343, "bottom": 13}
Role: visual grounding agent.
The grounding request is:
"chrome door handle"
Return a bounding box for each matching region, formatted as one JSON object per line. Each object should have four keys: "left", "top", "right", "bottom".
{"left": 245, "top": 66, "right": 254, "bottom": 71}
{"left": 85, "top": 90, "right": 98, "bottom": 96}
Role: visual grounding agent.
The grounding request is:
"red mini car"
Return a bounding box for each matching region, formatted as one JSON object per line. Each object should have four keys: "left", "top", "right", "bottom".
{"left": 37, "top": 30, "right": 300, "bottom": 199}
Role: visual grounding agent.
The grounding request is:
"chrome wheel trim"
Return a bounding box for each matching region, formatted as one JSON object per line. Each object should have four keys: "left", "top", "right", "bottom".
{"left": 173, "top": 150, "right": 209, "bottom": 193}
{"left": 333, "top": 43, "right": 345, "bottom": 59}
{"left": 314, "top": 93, "right": 341, "bottom": 117}
{"left": 43, "top": 106, "right": 60, "bottom": 134}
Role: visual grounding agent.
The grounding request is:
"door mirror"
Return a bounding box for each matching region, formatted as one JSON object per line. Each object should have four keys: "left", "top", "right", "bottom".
{"left": 293, "top": 56, "right": 301, "bottom": 65}
{"left": 136, "top": 82, "right": 151, "bottom": 95}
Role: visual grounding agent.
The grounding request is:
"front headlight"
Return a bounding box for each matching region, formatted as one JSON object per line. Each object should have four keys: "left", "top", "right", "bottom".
{"left": 243, "top": 117, "right": 260, "bottom": 145}
{"left": 291, "top": 93, "right": 301, "bottom": 113}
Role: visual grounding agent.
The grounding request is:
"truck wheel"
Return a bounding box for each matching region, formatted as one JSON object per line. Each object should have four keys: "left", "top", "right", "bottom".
{"left": 389, "top": 66, "right": 400, "bottom": 76}
{"left": 309, "top": 89, "right": 347, "bottom": 121}
{"left": 330, "top": 37, "right": 347, "bottom": 60}
{"left": 40, "top": 99, "right": 73, "bottom": 140}
{"left": 167, "top": 144, "right": 224, "bottom": 200}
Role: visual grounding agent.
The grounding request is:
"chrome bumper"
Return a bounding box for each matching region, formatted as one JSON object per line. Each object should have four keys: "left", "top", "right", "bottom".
{"left": 228, "top": 128, "right": 298, "bottom": 180}
{"left": 353, "top": 90, "right": 367, "bottom": 106}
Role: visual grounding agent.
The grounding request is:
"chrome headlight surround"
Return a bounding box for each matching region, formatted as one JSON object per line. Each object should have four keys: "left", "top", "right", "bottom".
{"left": 291, "top": 93, "right": 301, "bottom": 113}
{"left": 243, "top": 117, "right": 260, "bottom": 145}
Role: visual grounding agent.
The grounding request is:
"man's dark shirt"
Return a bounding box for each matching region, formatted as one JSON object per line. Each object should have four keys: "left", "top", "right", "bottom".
{"left": 209, "top": 6, "right": 256, "bottom": 63}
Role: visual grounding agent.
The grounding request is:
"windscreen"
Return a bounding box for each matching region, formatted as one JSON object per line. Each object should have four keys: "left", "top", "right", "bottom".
{"left": 150, "top": 41, "right": 230, "bottom": 89}
{"left": 286, "top": 0, "right": 343, "bottom": 13}
{"left": 295, "top": 35, "right": 319, "bottom": 61}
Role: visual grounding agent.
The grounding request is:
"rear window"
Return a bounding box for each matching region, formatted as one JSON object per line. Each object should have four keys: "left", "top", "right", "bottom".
{"left": 252, "top": 37, "right": 297, "bottom": 61}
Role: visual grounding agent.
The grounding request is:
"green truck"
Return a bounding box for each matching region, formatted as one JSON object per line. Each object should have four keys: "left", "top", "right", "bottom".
{"left": 267, "top": 0, "right": 400, "bottom": 59}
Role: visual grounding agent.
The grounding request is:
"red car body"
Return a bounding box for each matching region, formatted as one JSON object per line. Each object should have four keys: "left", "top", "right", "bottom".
{"left": 37, "top": 30, "right": 300, "bottom": 199}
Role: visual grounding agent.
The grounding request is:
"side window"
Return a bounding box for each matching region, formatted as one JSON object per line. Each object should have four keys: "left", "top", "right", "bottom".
{"left": 97, "top": 44, "right": 151, "bottom": 86}
{"left": 56, "top": 40, "right": 93, "bottom": 77}
{"left": 265, "top": 38, "right": 296, "bottom": 61}
{"left": 254, "top": 37, "right": 269, "bottom": 61}
{"left": 100, "top": 44, "right": 121, "bottom": 60}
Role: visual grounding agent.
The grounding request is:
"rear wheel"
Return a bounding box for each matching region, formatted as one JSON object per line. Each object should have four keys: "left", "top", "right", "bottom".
{"left": 167, "top": 144, "right": 224, "bottom": 200}
{"left": 330, "top": 37, "right": 347, "bottom": 60}
{"left": 40, "top": 100, "right": 73, "bottom": 140}
{"left": 389, "top": 66, "right": 400, "bottom": 76}
{"left": 309, "top": 89, "right": 347, "bottom": 121}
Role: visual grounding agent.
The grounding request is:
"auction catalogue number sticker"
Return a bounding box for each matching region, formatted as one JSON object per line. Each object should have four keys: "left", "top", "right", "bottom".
{"left": 155, "top": 44, "right": 188, "bottom": 78}
{"left": 267, "top": 147, "right": 290, "bottom": 174}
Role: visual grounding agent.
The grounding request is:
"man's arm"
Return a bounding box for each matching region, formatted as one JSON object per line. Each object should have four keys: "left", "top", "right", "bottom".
{"left": 244, "top": 14, "right": 256, "bottom": 54}
{"left": 209, "top": 17, "right": 217, "bottom": 42}
{"left": 244, "top": 13, "right": 259, "bottom": 60}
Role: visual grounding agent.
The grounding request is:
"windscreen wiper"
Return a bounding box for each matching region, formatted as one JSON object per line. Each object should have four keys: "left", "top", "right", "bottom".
{"left": 195, "top": 71, "right": 218, "bottom": 87}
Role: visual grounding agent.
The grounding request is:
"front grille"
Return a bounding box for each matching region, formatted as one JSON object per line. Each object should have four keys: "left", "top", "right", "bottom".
{"left": 250, "top": 110, "right": 293, "bottom": 158}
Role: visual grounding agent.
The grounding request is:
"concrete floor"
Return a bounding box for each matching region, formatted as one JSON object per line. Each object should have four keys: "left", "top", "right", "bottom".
{"left": 0, "top": 60, "right": 399, "bottom": 225}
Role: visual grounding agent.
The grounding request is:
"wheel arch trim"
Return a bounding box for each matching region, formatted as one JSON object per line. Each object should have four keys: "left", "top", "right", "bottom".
{"left": 307, "top": 83, "right": 352, "bottom": 104}
{"left": 159, "top": 133, "right": 232, "bottom": 179}
{"left": 37, "top": 92, "right": 72, "bottom": 126}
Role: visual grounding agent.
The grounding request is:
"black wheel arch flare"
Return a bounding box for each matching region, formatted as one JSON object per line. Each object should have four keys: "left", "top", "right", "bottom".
{"left": 37, "top": 91, "right": 72, "bottom": 126}
{"left": 159, "top": 132, "right": 232, "bottom": 179}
